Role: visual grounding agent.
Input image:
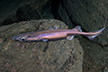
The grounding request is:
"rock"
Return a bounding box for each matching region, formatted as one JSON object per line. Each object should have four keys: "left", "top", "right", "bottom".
{"left": 0, "top": 0, "right": 32, "bottom": 26}
{"left": 2, "top": 0, "right": 54, "bottom": 26}
{"left": 66, "top": 38, "right": 83, "bottom": 72}
{"left": 0, "top": 19, "right": 83, "bottom": 72}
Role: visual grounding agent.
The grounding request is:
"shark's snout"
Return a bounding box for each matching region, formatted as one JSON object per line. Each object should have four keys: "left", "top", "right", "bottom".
{"left": 12, "top": 36, "right": 16, "bottom": 40}
{"left": 12, "top": 36, "right": 18, "bottom": 41}
{"left": 12, "top": 34, "right": 21, "bottom": 41}
{"left": 12, "top": 37, "right": 14, "bottom": 40}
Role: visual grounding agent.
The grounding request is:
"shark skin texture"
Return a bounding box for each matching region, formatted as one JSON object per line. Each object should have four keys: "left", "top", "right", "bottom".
{"left": 12, "top": 26, "right": 105, "bottom": 42}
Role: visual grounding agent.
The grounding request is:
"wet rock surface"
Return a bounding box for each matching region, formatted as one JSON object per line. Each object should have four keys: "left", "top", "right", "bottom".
{"left": 0, "top": 0, "right": 33, "bottom": 25}
{"left": 0, "top": 19, "right": 83, "bottom": 72}
{"left": 1, "top": 0, "right": 54, "bottom": 26}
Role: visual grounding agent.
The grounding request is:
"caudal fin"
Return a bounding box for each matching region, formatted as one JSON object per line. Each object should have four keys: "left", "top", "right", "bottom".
{"left": 86, "top": 27, "right": 105, "bottom": 40}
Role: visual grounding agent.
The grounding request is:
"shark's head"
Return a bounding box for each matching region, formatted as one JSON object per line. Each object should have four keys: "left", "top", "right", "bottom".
{"left": 12, "top": 33, "right": 41, "bottom": 42}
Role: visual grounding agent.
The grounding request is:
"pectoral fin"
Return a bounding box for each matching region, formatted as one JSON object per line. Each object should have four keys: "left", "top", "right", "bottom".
{"left": 67, "top": 35, "right": 74, "bottom": 40}
{"left": 42, "top": 39, "right": 48, "bottom": 42}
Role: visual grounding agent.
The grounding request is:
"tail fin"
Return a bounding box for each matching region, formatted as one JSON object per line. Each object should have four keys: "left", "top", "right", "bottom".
{"left": 74, "top": 26, "right": 82, "bottom": 32}
{"left": 86, "top": 27, "right": 105, "bottom": 40}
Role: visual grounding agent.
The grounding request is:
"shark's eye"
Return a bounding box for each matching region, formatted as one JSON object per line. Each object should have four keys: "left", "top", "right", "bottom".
{"left": 20, "top": 37, "right": 25, "bottom": 41}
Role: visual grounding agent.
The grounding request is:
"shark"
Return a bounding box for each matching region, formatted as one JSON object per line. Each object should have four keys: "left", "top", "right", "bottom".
{"left": 12, "top": 26, "right": 105, "bottom": 42}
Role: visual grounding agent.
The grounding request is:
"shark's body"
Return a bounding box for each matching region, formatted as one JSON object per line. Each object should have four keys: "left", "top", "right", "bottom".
{"left": 12, "top": 26, "right": 105, "bottom": 42}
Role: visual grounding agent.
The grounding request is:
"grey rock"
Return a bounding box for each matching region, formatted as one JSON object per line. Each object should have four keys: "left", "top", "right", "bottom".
{"left": 78, "top": 36, "right": 108, "bottom": 67}
{"left": 0, "top": 0, "right": 33, "bottom": 25}
{"left": 1, "top": 0, "right": 54, "bottom": 26}
{"left": 0, "top": 19, "right": 83, "bottom": 72}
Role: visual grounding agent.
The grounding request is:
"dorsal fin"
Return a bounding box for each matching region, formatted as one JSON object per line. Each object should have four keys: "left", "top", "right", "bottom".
{"left": 74, "top": 26, "right": 82, "bottom": 32}
{"left": 49, "top": 26, "right": 57, "bottom": 30}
